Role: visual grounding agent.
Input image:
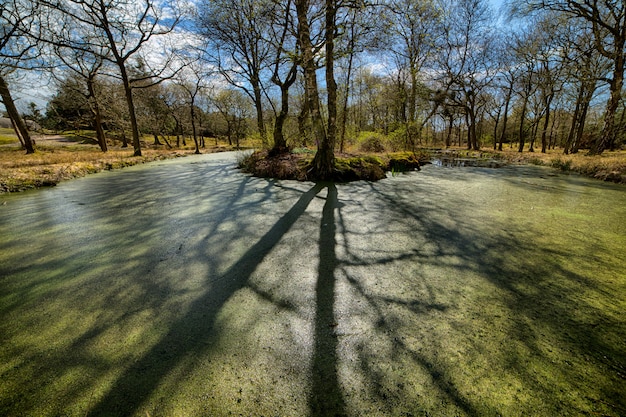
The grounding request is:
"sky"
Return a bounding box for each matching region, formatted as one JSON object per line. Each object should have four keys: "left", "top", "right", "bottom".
{"left": 5, "top": 0, "right": 511, "bottom": 115}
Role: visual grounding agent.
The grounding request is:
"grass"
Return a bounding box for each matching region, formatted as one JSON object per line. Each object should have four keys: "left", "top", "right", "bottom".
{"left": 0, "top": 145, "right": 189, "bottom": 193}
{"left": 496, "top": 147, "right": 626, "bottom": 183}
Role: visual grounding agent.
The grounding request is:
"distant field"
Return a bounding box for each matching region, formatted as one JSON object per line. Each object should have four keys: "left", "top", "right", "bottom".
{"left": 0, "top": 128, "right": 19, "bottom": 145}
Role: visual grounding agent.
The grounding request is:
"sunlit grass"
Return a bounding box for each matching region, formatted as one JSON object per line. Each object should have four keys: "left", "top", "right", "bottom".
{"left": 0, "top": 128, "right": 19, "bottom": 145}
{"left": 497, "top": 147, "right": 626, "bottom": 182}
{"left": 0, "top": 132, "right": 262, "bottom": 193}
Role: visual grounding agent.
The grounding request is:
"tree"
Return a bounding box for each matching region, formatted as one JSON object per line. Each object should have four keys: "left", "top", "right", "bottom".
{"left": 50, "top": 47, "right": 109, "bottom": 151}
{"left": 532, "top": 15, "right": 565, "bottom": 153}
{"left": 438, "top": 0, "right": 496, "bottom": 151}
{"left": 213, "top": 88, "right": 252, "bottom": 149}
{"left": 295, "top": 0, "right": 350, "bottom": 179}
{"left": 383, "top": 0, "right": 441, "bottom": 150}
{"left": 45, "top": 74, "right": 92, "bottom": 131}
{"left": 198, "top": 0, "right": 273, "bottom": 145}
{"left": 0, "top": 0, "right": 38, "bottom": 153}
{"left": 267, "top": 0, "right": 300, "bottom": 154}
{"left": 174, "top": 59, "right": 215, "bottom": 154}
{"left": 521, "top": 0, "right": 626, "bottom": 154}
{"left": 38, "top": 0, "right": 183, "bottom": 156}
{"left": 492, "top": 33, "right": 519, "bottom": 151}
{"left": 295, "top": 0, "right": 331, "bottom": 178}
{"left": 558, "top": 19, "right": 610, "bottom": 154}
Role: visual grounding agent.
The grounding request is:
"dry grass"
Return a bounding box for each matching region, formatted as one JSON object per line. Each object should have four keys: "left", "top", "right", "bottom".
{"left": 496, "top": 147, "right": 626, "bottom": 183}
{"left": 0, "top": 146, "right": 192, "bottom": 193}
{"left": 0, "top": 129, "right": 259, "bottom": 193}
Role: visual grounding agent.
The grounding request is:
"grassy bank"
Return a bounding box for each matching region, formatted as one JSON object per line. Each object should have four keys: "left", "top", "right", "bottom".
{"left": 238, "top": 149, "right": 427, "bottom": 182}
{"left": 2, "top": 127, "right": 625, "bottom": 191}
{"left": 497, "top": 148, "right": 626, "bottom": 183}
{"left": 239, "top": 146, "right": 626, "bottom": 183}
{"left": 0, "top": 145, "right": 193, "bottom": 193}
{"left": 0, "top": 129, "right": 256, "bottom": 193}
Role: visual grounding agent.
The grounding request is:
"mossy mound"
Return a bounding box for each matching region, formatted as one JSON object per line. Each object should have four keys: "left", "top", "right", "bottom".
{"left": 334, "top": 156, "right": 387, "bottom": 182}
{"left": 239, "top": 150, "right": 429, "bottom": 182}
{"left": 238, "top": 150, "right": 310, "bottom": 181}
{"left": 387, "top": 152, "right": 423, "bottom": 173}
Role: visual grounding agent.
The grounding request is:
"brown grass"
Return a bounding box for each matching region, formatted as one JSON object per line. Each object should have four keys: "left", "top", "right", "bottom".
{"left": 495, "top": 148, "right": 626, "bottom": 183}
{"left": 0, "top": 127, "right": 262, "bottom": 193}
{"left": 0, "top": 145, "right": 194, "bottom": 193}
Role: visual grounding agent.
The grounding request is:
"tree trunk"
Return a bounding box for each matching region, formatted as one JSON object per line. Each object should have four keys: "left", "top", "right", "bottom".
{"left": 296, "top": 0, "right": 332, "bottom": 179}
{"left": 564, "top": 84, "right": 584, "bottom": 154}
{"left": 251, "top": 74, "right": 267, "bottom": 146}
{"left": 9, "top": 116, "right": 25, "bottom": 148}
{"left": 590, "top": 46, "right": 624, "bottom": 154}
{"left": 445, "top": 115, "right": 453, "bottom": 148}
{"left": 518, "top": 96, "right": 528, "bottom": 152}
{"left": 298, "top": 94, "right": 310, "bottom": 147}
{"left": 540, "top": 94, "right": 553, "bottom": 153}
{"left": 492, "top": 108, "right": 501, "bottom": 150}
{"left": 190, "top": 98, "right": 200, "bottom": 154}
{"left": 272, "top": 84, "right": 291, "bottom": 153}
{"left": 499, "top": 86, "right": 512, "bottom": 151}
{"left": 313, "top": 0, "right": 338, "bottom": 177}
{"left": 271, "top": 65, "right": 298, "bottom": 154}
{"left": 119, "top": 66, "right": 142, "bottom": 156}
{"left": 0, "top": 75, "right": 35, "bottom": 154}
{"left": 86, "top": 75, "right": 107, "bottom": 152}
{"left": 339, "top": 23, "right": 356, "bottom": 154}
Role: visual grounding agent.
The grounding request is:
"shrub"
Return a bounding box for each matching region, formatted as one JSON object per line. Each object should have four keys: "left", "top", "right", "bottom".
{"left": 358, "top": 132, "right": 386, "bottom": 153}
{"left": 551, "top": 157, "right": 572, "bottom": 171}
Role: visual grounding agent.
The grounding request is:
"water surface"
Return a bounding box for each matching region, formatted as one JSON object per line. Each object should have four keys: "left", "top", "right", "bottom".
{"left": 1, "top": 154, "right": 624, "bottom": 416}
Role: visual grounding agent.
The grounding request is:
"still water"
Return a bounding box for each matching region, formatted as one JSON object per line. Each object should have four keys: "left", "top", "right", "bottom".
{"left": 1, "top": 153, "right": 624, "bottom": 416}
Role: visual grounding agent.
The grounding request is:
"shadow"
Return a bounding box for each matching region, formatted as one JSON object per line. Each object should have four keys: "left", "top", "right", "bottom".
{"left": 309, "top": 183, "right": 346, "bottom": 416}
{"left": 85, "top": 182, "right": 325, "bottom": 415}
{"left": 2, "top": 158, "right": 625, "bottom": 416}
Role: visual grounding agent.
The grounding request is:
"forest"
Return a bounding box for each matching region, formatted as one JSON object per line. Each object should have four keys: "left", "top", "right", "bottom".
{"left": 1, "top": 0, "right": 625, "bottom": 180}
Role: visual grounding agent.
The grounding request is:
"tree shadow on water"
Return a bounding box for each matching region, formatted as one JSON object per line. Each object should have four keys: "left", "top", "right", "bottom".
{"left": 87, "top": 182, "right": 326, "bottom": 416}
{"left": 309, "top": 183, "right": 346, "bottom": 416}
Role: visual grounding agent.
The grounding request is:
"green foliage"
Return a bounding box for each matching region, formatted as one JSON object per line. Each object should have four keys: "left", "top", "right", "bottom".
{"left": 357, "top": 131, "right": 387, "bottom": 153}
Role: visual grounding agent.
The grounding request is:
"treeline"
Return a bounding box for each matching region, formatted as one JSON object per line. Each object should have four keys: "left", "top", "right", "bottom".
{"left": 1, "top": 0, "right": 624, "bottom": 177}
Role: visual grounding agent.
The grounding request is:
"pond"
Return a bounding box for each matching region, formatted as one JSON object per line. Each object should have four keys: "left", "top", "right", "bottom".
{"left": 1, "top": 153, "right": 624, "bottom": 416}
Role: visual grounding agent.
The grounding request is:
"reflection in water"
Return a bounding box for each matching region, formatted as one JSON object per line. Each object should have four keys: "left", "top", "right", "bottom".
{"left": 430, "top": 157, "right": 506, "bottom": 168}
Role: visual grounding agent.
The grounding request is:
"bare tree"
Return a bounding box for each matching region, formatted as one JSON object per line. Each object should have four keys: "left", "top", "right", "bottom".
{"left": 438, "top": 0, "right": 496, "bottom": 151}
{"left": 295, "top": 0, "right": 329, "bottom": 177}
{"left": 557, "top": 19, "right": 611, "bottom": 154}
{"left": 198, "top": 0, "right": 273, "bottom": 145}
{"left": 0, "top": 0, "right": 38, "bottom": 153}
{"left": 213, "top": 88, "right": 252, "bottom": 149}
{"left": 174, "top": 59, "right": 215, "bottom": 154}
{"left": 520, "top": 0, "right": 626, "bottom": 154}
{"left": 267, "top": 0, "right": 300, "bottom": 155}
{"left": 50, "top": 47, "right": 109, "bottom": 151}
{"left": 38, "top": 0, "right": 183, "bottom": 156}
{"left": 383, "top": 0, "right": 441, "bottom": 150}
